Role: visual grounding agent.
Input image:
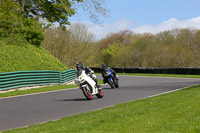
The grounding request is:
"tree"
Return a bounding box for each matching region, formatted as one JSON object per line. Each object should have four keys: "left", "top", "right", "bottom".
{"left": 15, "top": 0, "right": 83, "bottom": 25}
{"left": 98, "top": 30, "right": 133, "bottom": 50}
{"left": 14, "top": 0, "right": 109, "bottom": 25}
{"left": 156, "top": 30, "right": 175, "bottom": 45}
{"left": 42, "top": 23, "right": 100, "bottom": 67}
{"left": 0, "top": 0, "right": 44, "bottom": 45}
{"left": 79, "top": 0, "right": 109, "bottom": 24}
{"left": 0, "top": 0, "right": 21, "bottom": 37}
{"left": 101, "top": 42, "right": 124, "bottom": 66}
{"left": 69, "top": 22, "right": 94, "bottom": 44}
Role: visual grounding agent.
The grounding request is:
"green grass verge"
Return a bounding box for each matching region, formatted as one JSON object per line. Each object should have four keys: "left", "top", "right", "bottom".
{"left": 117, "top": 73, "right": 200, "bottom": 78}
{"left": 0, "top": 84, "right": 77, "bottom": 98}
{"left": 3, "top": 84, "right": 200, "bottom": 133}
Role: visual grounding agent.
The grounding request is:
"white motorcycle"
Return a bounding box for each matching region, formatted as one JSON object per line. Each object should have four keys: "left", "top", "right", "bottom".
{"left": 75, "top": 70, "right": 103, "bottom": 100}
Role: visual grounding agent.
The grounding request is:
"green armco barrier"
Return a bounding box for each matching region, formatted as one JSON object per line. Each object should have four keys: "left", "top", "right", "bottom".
{"left": 60, "top": 69, "right": 77, "bottom": 84}
{"left": 0, "top": 69, "right": 77, "bottom": 91}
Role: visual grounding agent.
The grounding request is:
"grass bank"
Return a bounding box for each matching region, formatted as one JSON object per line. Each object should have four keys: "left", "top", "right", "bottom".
{"left": 0, "top": 43, "right": 67, "bottom": 73}
{"left": 3, "top": 84, "right": 200, "bottom": 133}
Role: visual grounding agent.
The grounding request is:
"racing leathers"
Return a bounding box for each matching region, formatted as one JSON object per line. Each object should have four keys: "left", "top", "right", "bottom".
{"left": 82, "top": 66, "right": 100, "bottom": 88}
{"left": 85, "top": 66, "right": 97, "bottom": 83}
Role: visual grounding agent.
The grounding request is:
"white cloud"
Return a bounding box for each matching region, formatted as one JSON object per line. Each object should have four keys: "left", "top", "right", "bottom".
{"left": 132, "top": 17, "right": 200, "bottom": 34}
{"left": 72, "top": 16, "right": 200, "bottom": 40}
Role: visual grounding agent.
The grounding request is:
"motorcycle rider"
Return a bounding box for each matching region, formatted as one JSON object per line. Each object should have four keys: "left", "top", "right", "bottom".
{"left": 76, "top": 62, "right": 100, "bottom": 88}
{"left": 101, "top": 64, "right": 118, "bottom": 83}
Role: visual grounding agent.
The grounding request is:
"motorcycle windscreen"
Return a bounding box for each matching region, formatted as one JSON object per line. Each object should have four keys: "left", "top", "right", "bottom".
{"left": 105, "top": 68, "right": 112, "bottom": 75}
{"left": 77, "top": 69, "right": 83, "bottom": 77}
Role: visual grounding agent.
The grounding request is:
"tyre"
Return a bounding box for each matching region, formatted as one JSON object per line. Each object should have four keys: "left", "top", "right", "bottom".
{"left": 114, "top": 81, "right": 119, "bottom": 88}
{"left": 96, "top": 89, "right": 103, "bottom": 98}
{"left": 82, "top": 86, "right": 93, "bottom": 100}
{"left": 114, "top": 79, "right": 119, "bottom": 88}
{"left": 108, "top": 78, "right": 115, "bottom": 88}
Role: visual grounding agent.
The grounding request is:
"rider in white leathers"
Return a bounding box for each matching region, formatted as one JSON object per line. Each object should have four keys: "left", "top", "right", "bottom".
{"left": 76, "top": 62, "right": 100, "bottom": 88}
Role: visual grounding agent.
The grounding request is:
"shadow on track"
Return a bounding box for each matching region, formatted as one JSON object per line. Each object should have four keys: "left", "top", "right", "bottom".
{"left": 54, "top": 98, "right": 89, "bottom": 102}
{"left": 54, "top": 97, "right": 101, "bottom": 102}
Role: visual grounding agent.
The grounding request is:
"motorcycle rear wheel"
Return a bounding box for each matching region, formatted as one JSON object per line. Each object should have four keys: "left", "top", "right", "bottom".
{"left": 82, "top": 86, "right": 93, "bottom": 100}
{"left": 96, "top": 89, "right": 103, "bottom": 98}
{"left": 108, "top": 79, "right": 115, "bottom": 89}
{"left": 114, "top": 79, "right": 119, "bottom": 88}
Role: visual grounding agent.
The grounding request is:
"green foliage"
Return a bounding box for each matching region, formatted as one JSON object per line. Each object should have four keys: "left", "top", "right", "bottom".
{"left": 102, "top": 42, "right": 124, "bottom": 65}
{"left": 98, "top": 28, "right": 200, "bottom": 68}
{"left": 15, "top": 0, "right": 83, "bottom": 25}
{"left": 0, "top": 0, "right": 44, "bottom": 46}
{"left": 0, "top": 0, "right": 21, "bottom": 37}
{"left": 21, "top": 18, "right": 44, "bottom": 45}
{"left": 143, "top": 43, "right": 194, "bottom": 68}
{"left": 0, "top": 0, "right": 88, "bottom": 46}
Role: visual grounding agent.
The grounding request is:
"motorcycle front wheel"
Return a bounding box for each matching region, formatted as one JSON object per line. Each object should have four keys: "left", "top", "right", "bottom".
{"left": 82, "top": 86, "right": 93, "bottom": 100}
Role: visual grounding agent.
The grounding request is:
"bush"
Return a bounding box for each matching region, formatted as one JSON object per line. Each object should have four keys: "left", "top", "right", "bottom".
{"left": 0, "top": 0, "right": 44, "bottom": 46}
{"left": 21, "top": 18, "right": 44, "bottom": 46}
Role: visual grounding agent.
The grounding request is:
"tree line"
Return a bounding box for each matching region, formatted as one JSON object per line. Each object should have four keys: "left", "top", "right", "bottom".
{"left": 42, "top": 23, "right": 200, "bottom": 68}
{"left": 100, "top": 28, "right": 200, "bottom": 68}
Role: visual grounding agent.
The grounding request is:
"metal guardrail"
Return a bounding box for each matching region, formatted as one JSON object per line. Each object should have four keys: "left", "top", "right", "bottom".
{"left": 0, "top": 69, "right": 77, "bottom": 91}
{"left": 60, "top": 69, "right": 77, "bottom": 84}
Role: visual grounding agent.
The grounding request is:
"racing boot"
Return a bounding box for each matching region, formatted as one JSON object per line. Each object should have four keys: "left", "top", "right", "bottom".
{"left": 97, "top": 84, "right": 102, "bottom": 93}
{"left": 96, "top": 83, "right": 101, "bottom": 89}
{"left": 115, "top": 75, "right": 119, "bottom": 81}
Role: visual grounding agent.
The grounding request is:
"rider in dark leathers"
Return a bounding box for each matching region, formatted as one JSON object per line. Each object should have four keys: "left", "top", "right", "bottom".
{"left": 76, "top": 62, "right": 100, "bottom": 88}
{"left": 101, "top": 64, "right": 118, "bottom": 84}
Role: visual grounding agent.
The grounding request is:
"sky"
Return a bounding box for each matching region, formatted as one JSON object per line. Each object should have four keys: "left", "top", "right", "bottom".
{"left": 69, "top": 0, "right": 200, "bottom": 40}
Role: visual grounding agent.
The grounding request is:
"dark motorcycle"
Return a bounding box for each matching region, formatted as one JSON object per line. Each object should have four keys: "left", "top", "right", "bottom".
{"left": 103, "top": 70, "right": 119, "bottom": 89}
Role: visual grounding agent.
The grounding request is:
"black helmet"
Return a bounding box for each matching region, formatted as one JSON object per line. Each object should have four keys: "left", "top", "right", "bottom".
{"left": 102, "top": 64, "right": 107, "bottom": 69}
{"left": 76, "top": 62, "right": 83, "bottom": 69}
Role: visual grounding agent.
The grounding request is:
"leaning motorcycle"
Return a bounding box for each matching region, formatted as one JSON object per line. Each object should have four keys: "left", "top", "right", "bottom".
{"left": 75, "top": 70, "right": 103, "bottom": 100}
{"left": 103, "top": 70, "right": 119, "bottom": 89}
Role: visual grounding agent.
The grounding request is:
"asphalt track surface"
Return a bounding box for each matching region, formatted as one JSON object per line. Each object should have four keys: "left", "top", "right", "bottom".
{"left": 0, "top": 75, "right": 199, "bottom": 132}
